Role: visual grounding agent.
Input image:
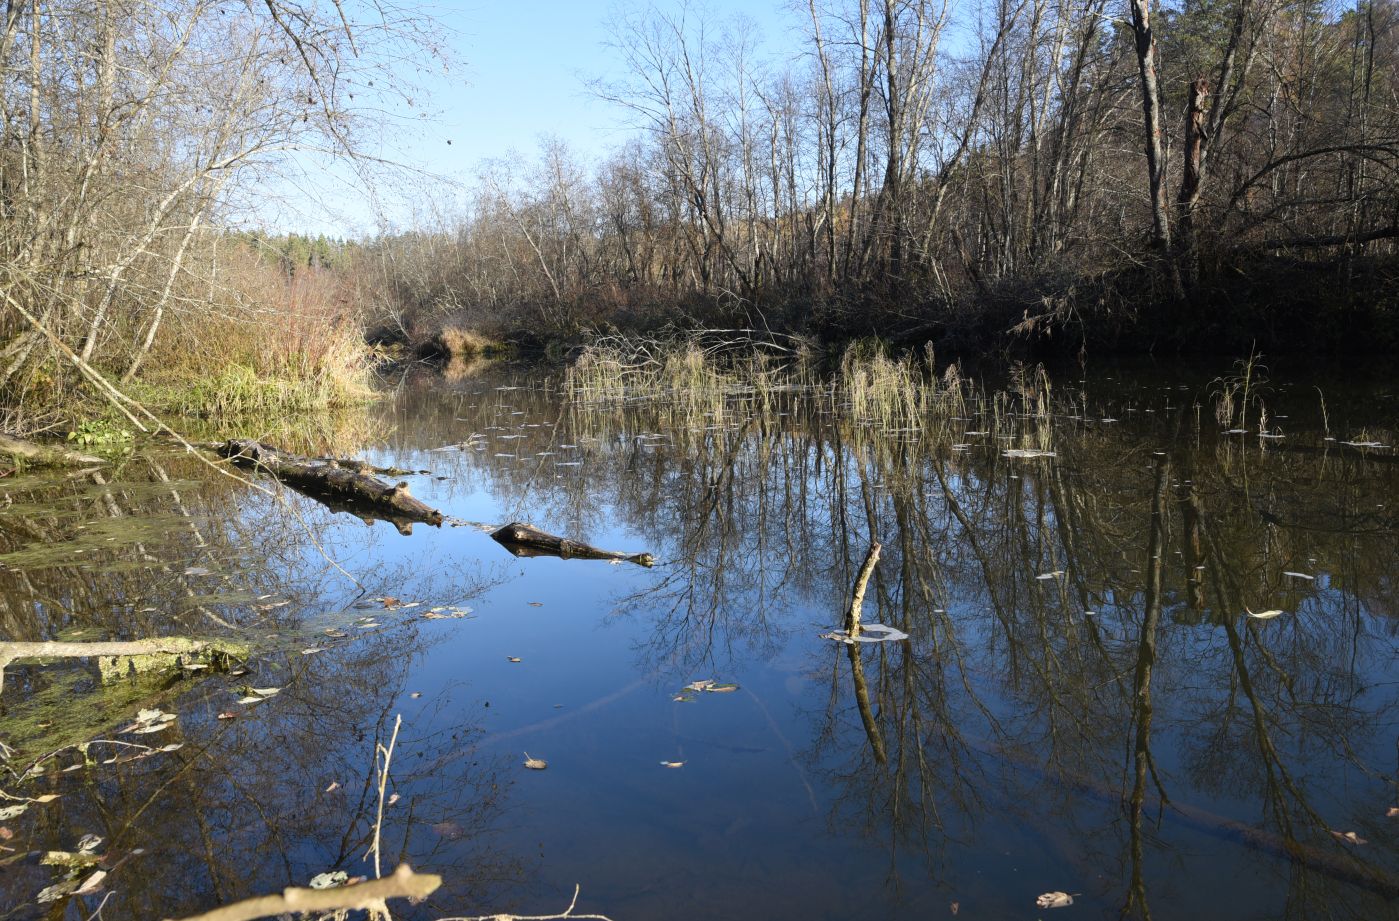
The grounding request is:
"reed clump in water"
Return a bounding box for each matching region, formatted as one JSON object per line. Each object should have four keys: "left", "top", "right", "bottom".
{"left": 566, "top": 332, "right": 804, "bottom": 413}
{"left": 833, "top": 341, "right": 967, "bottom": 438}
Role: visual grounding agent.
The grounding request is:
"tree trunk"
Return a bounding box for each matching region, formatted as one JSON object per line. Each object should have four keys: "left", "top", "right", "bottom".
{"left": 1177, "top": 77, "right": 1210, "bottom": 288}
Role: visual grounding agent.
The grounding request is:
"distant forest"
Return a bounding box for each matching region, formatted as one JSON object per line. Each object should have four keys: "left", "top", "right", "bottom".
{"left": 1, "top": 0, "right": 1397, "bottom": 426}
{"left": 368, "top": 0, "right": 1399, "bottom": 352}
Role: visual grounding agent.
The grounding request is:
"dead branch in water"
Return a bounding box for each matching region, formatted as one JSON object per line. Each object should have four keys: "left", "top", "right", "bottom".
{"left": 491, "top": 522, "right": 655, "bottom": 567}
{"left": 164, "top": 864, "right": 441, "bottom": 921}
{"left": 219, "top": 439, "right": 443, "bottom": 534}
{"left": 843, "top": 541, "right": 881, "bottom": 636}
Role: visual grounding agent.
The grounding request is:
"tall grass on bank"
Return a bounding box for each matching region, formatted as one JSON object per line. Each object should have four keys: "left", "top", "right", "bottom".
{"left": 133, "top": 255, "right": 375, "bottom": 418}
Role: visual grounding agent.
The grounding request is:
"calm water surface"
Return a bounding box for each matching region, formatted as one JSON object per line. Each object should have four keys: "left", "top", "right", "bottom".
{"left": 2, "top": 362, "right": 1398, "bottom": 920}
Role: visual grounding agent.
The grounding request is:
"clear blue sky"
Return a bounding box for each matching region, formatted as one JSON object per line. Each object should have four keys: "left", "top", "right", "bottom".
{"left": 258, "top": 0, "right": 802, "bottom": 237}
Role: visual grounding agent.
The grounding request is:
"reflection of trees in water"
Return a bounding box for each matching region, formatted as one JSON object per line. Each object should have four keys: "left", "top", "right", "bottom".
{"left": 0, "top": 444, "right": 523, "bottom": 917}
{"left": 401, "top": 372, "right": 1399, "bottom": 917}
{"left": 5, "top": 626, "right": 521, "bottom": 918}
{"left": 10, "top": 371, "right": 1396, "bottom": 916}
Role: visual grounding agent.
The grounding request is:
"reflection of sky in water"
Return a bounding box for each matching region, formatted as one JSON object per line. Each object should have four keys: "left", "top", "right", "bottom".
{"left": 1, "top": 363, "right": 1398, "bottom": 919}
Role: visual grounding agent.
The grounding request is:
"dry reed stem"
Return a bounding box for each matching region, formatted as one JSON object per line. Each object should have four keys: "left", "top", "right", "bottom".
{"left": 368, "top": 713, "right": 404, "bottom": 880}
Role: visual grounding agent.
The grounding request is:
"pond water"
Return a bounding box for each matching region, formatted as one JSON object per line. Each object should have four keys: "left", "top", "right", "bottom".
{"left": 2, "top": 360, "right": 1398, "bottom": 920}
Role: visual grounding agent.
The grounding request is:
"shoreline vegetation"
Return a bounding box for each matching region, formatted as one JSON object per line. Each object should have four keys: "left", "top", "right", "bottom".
{"left": 1, "top": 0, "right": 1396, "bottom": 440}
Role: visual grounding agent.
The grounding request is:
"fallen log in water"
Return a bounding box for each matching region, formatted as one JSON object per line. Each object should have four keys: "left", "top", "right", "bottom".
{"left": 218, "top": 439, "right": 443, "bottom": 534}
{"left": 0, "top": 637, "right": 247, "bottom": 694}
{"left": 490, "top": 522, "right": 655, "bottom": 567}
{"left": 0, "top": 433, "right": 105, "bottom": 467}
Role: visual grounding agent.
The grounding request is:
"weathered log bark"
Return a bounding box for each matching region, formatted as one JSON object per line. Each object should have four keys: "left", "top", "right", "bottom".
{"left": 490, "top": 522, "right": 655, "bottom": 567}
{"left": 0, "top": 433, "right": 105, "bottom": 467}
{"left": 218, "top": 439, "right": 442, "bottom": 534}
{"left": 0, "top": 637, "right": 246, "bottom": 693}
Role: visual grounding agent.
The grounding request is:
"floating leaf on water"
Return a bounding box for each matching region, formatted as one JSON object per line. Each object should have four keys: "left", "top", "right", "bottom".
{"left": 183, "top": 566, "right": 211, "bottom": 576}
{"left": 0, "top": 804, "right": 27, "bottom": 820}
{"left": 76, "top": 834, "right": 103, "bottom": 853}
{"left": 1282, "top": 571, "right": 1315, "bottom": 580}
{"left": 217, "top": 711, "right": 237, "bottom": 720}
{"left": 158, "top": 744, "right": 184, "bottom": 753}
{"left": 238, "top": 687, "right": 281, "bottom": 705}
{"left": 410, "top": 692, "right": 422, "bottom": 699}
{"left": 684, "top": 679, "right": 716, "bottom": 692}
{"left": 387, "top": 793, "right": 400, "bottom": 805}
{"left": 523, "top": 753, "right": 548, "bottom": 770}
{"left": 528, "top": 601, "right": 544, "bottom": 607}
{"left": 1036, "top": 891, "right": 1074, "bottom": 909}
{"left": 660, "top": 761, "right": 685, "bottom": 768}
{"left": 507, "top": 656, "right": 522, "bottom": 663}
{"left": 1245, "top": 608, "right": 1285, "bottom": 620}
{"left": 1003, "top": 449, "right": 1056, "bottom": 459}
{"left": 1036, "top": 571, "right": 1066, "bottom": 580}
{"left": 37, "top": 880, "right": 79, "bottom": 903}
{"left": 323, "top": 629, "right": 349, "bottom": 637}
{"left": 32, "top": 793, "right": 60, "bottom": 803}
{"left": 325, "top": 781, "right": 340, "bottom": 793}
{"left": 74, "top": 869, "right": 108, "bottom": 895}
{"left": 121, "top": 709, "right": 176, "bottom": 734}
{"left": 706, "top": 683, "right": 739, "bottom": 693}
{"left": 1386, "top": 806, "right": 1399, "bottom": 818}
{"left": 308, "top": 870, "right": 349, "bottom": 890}
{"left": 1331, "top": 830, "right": 1367, "bottom": 845}
{"left": 431, "top": 821, "right": 465, "bottom": 840}
{"left": 300, "top": 647, "right": 325, "bottom": 655}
